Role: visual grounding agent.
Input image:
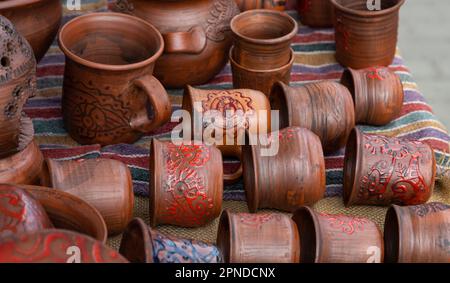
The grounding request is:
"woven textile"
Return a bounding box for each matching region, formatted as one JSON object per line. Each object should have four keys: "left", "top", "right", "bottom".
{"left": 26, "top": 2, "right": 450, "bottom": 247}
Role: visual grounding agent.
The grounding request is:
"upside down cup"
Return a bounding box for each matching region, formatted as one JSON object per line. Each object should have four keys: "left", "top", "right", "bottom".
{"left": 343, "top": 128, "right": 435, "bottom": 207}
{"left": 216, "top": 210, "right": 300, "bottom": 263}
{"left": 292, "top": 207, "right": 384, "bottom": 263}
{"left": 297, "top": 0, "right": 334, "bottom": 28}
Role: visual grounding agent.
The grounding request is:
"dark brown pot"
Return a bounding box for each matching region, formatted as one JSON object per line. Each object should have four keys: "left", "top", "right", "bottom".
{"left": 297, "top": 0, "right": 333, "bottom": 27}
{"left": 0, "top": 0, "right": 62, "bottom": 62}
{"left": 384, "top": 202, "right": 450, "bottom": 263}
{"left": 292, "top": 206, "right": 384, "bottom": 263}
{"left": 341, "top": 67, "right": 404, "bottom": 125}
{"left": 112, "top": 0, "right": 239, "bottom": 88}
{"left": 270, "top": 81, "right": 355, "bottom": 153}
{"left": 235, "top": 0, "right": 286, "bottom": 11}
{"left": 150, "top": 139, "right": 223, "bottom": 227}
{"left": 58, "top": 12, "right": 172, "bottom": 146}
{"left": 119, "top": 218, "right": 222, "bottom": 263}
{"left": 343, "top": 128, "right": 436, "bottom": 207}
{"left": 217, "top": 210, "right": 300, "bottom": 263}
{"left": 331, "top": 0, "right": 405, "bottom": 69}
{"left": 242, "top": 126, "right": 326, "bottom": 212}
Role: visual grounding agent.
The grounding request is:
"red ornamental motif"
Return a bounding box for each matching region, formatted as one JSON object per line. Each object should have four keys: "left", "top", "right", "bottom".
{"left": 0, "top": 191, "right": 26, "bottom": 234}
{"left": 319, "top": 213, "right": 369, "bottom": 235}
{"left": 239, "top": 213, "right": 278, "bottom": 228}
{"left": 336, "top": 18, "right": 350, "bottom": 51}
{"left": 266, "top": 128, "right": 297, "bottom": 145}
{"left": 366, "top": 67, "right": 387, "bottom": 81}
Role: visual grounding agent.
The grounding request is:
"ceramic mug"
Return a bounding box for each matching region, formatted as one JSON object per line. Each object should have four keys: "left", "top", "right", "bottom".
{"left": 58, "top": 12, "right": 172, "bottom": 146}
{"left": 235, "top": 0, "right": 286, "bottom": 11}
{"left": 297, "top": 0, "right": 333, "bottom": 28}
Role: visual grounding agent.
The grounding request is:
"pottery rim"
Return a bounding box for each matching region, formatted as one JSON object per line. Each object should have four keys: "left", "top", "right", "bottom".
{"left": 119, "top": 218, "right": 154, "bottom": 263}
{"left": 0, "top": 0, "right": 51, "bottom": 9}
{"left": 241, "top": 142, "right": 260, "bottom": 213}
{"left": 229, "top": 46, "right": 295, "bottom": 73}
{"left": 383, "top": 205, "right": 403, "bottom": 263}
{"left": 292, "top": 206, "right": 321, "bottom": 263}
{"left": 58, "top": 12, "right": 164, "bottom": 72}
{"left": 342, "top": 128, "right": 362, "bottom": 207}
{"left": 216, "top": 210, "right": 233, "bottom": 263}
{"left": 269, "top": 81, "right": 294, "bottom": 128}
{"left": 340, "top": 68, "right": 358, "bottom": 108}
{"left": 149, "top": 139, "right": 161, "bottom": 227}
{"left": 331, "top": 0, "right": 405, "bottom": 17}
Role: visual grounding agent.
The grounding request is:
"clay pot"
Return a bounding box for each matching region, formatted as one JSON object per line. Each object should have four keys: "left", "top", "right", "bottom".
{"left": 331, "top": 0, "right": 405, "bottom": 68}
{"left": 0, "top": 229, "right": 128, "bottom": 263}
{"left": 0, "top": 140, "right": 43, "bottom": 185}
{"left": 270, "top": 81, "right": 355, "bottom": 153}
{"left": 0, "top": 185, "right": 52, "bottom": 239}
{"left": 384, "top": 202, "right": 450, "bottom": 263}
{"left": 297, "top": 0, "right": 333, "bottom": 27}
{"left": 292, "top": 206, "right": 384, "bottom": 263}
{"left": 150, "top": 140, "right": 223, "bottom": 227}
{"left": 40, "top": 158, "right": 134, "bottom": 236}
{"left": 182, "top": 86, "right": 271, "bottom": 182}
{"left": 0, "top": 0, "right": 62, "bottom": 62}
{"left": 112, "top": 0, "right": 240, "bottom": 88}
{"left": 0, "top": 15, "right": 37, "bottom": 158}
{"left": 235, "top": 0, "right": 286, "bottom": 11}
{"left": 242, "top": 127, "right": 326, "bottom": 212}
{"left": 58, "top": 12, "right": 172, "bottom": 146}
{"left": 343, "top": 128, "right": 435, "bottom": 207}
{"left": 216, "top": 210, "right": 300, "bottom": 263}
{"left": 119, "top": 218, "right": 222, "bottom": 263}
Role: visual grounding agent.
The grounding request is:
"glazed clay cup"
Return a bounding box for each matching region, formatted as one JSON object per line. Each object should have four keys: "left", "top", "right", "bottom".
{"left": 292, "top": 207, "right": 384, "bottom": 263}
{"left": 297, "top": 0, "right": 333, "bottom": 27}
{"left": 119, "top": 218, "right": 222, "bottom": 263}
{"left": 270, "top": 81, "right": 355, "bottom": 153}
{"left": 216, "top": 210, "right": 300, "bottom": 263}
{"left": 40, "top": 158, "right": 134, "bottom": 236}
{"left": 343, "top": 128, "right": 435, "bottom": 207}
{"left": 384, "top": 202, "right": 450, "bottom": 263}
{"left": 242, "top": 127, "right": 326, "bottom": 212}
{"left": 341, "top": 67, "right": 404, "bottom": 126}
{"left": 58, "top": 12, "right": 172, "bottom": 146}
{"left": 150, "top": 140, "right": 223, "bottom": 227}
{"left": 235, "top": 0, "right": 286, "bottom": 11}
{"left": 331, "top": 0, "right": 405, "bottom": 69}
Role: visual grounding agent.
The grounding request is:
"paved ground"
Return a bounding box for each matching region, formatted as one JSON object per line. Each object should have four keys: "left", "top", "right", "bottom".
{"left": 399, "top": 0, "right": 450, "bottom": 128}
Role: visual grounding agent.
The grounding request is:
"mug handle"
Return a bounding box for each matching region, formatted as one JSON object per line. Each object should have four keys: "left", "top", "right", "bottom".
{"left": 163, "top": 26, "right": 207, "bottom": 54}
{"left": 130, "top": 75, "right": 172, "bottom": 133}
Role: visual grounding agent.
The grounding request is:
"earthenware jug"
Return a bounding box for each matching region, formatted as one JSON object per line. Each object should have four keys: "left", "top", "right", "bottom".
{"left": 216, "top": 210, "right": 300, "bottom": 263}
{"left": 343, "top": 128, "right": 435, "bottom": 207}
{"left": 341, "top": 67, "right": 404, "bottom": 125}
{"left": 112, "top": 0, "right": 239, "bottom": 88}
{"left": 235, "top": 0, "right": 286, "bottom": 11}
{"left": 119, "top": 218, "right": 222, "bottom": 263}
{"left": 270, "top": 81, "right": 355, "bottom": 153}
{"left": 242, "top": 127, "right": 326, "bottom": 212}
{"left": 58, "top": 12, "right": 172, "bottom": 146}
{"left": 292, "top": 206, "right": 384, "bottom": 263}
{"left": 384, "top": 203, "right": 450, "bottom": 263}
{"left": 150, "top": 140, "right": 223, "bottom": 228}
{"left": 297, "top": 0, "right": 333, "bottom": 27}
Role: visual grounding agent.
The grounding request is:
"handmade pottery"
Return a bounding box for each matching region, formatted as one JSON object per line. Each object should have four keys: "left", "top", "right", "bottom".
{"left": 119, "top": 218, "right": 222, "bottom": 263}
{"left": 0, "top": 185, "right": 52, "bottom": 239}
{"left": 0, "top": 15, "right": 36, "bottom": 158}
{"left": 384, "top": 202, "right": 450, "bottom": 263}
{"left": 331, "top": 0, "right": 405, "bottom": 68}
{"left": 40, "top": 158, "right": 134, "bottom": 236}
{"left": 0, "top": 0, "right": 62, "bottom": 62}
{"left": 235, "top": 0, "right": 286, "bottom": 11}
{"left": 340, "top": 67, "right": 404, "bottom": 125}
{"left": 292, "top": 206, "right": 384, "bottom": 263}
{"left": 242, "top": 127, "right": 326, "bottom": 212}
{"left": 297, "top": 0, "right": 333, "bottom": 27}
{"left": 150, "top": 140, "right": 223, "bottom": 227}
{"left": 343, "top": 128, "right": 435, "bottom": 207}
{"left": 112, "top": 0, "right": 239, "bottom": 88}
{"left": 0, "top": 229, "right": 128, "bottom": 263}
{"left": 270, "top": 81, "right": 355, "bottom": 153}
{"left": 216, "top": 210, "right": 300, "bottom": 263}
{"left": 58, "top": 12, "right": 172, "bottom": 145}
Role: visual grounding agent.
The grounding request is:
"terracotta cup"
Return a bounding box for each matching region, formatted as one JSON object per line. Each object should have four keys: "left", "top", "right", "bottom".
{"left": 150, "top": 139, "right": 223, "bottom": 227}
{"left": 0, "top": 229, "right": 128, "bottom": 263}
{"left": 242, "top": 126, "right": 326, "bottom": 212}
{"left": 182, "top": 86, "right": 271, "bottom": 182}
{"left": 235, "top": 0, "right": 286, "bottom": 11}
{"left": 297, "top": 0, "right": 334, "bottom": 27}
{"left": 119, "top": 218, "right": 222, "bottom": 263}
{"left": 0, "top": 185, "right": 52, "bottom": 239}
{"left": 343, "top": 128, "right": 436, "bottom": 207}
{"left": 58, "top": 12, "right": 172, "bottom": 146}
{"left": 292, "top": 207, "right": 384, "bottom": 263}
{"left": 341, "top": 67, "right": 404, "bottom": 126}
{"left": 384, "top": 202, "right": 450, "bottom": 263}
{"left": 331, "top": 0, "right": 405, "bottom": 69}
{"left": 216, "top": 210, "right": 300, "bottom": 263}
{"left": 270, "top": 81, "right": 355, "bottom": 153}
{"left": 40, "top": 158, "right": 134, "bottom": 236}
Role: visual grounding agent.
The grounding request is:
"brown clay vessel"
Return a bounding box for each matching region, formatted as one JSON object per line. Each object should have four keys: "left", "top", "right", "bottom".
{"left": 235, "top": 0, "right": 286, "bottom": 11}
{"left": 297, "top": 0, "right": 333, "bottom": 27}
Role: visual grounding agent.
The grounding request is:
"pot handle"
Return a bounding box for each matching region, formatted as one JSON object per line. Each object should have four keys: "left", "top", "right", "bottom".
{"left": 163, "top": 26, "right": 207, "bottom": 54}
{"left": 130, "top": 75, "right": 172, "bottom": 133}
